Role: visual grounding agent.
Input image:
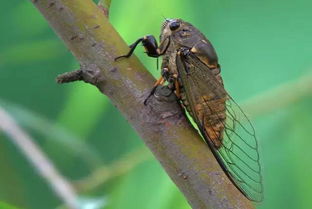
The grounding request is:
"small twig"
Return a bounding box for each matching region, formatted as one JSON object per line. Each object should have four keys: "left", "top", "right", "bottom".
{"left": 56, "top": 69, "right": 83, "bottom": 84}
{"left": 0, "top": 107, "right": 79, "bottom": 209}
{"left": 56, "top": 64, "right": 105, "bottom": 85}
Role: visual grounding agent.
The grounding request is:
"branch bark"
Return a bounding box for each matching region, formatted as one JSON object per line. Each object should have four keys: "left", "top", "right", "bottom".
{"left": 30, "top": 1, "right": 255, "bottom": 208}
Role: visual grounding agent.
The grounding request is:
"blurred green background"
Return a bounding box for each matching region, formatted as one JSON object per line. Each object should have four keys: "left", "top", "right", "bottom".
{"left": 0, "top": 0, "right": 312, "bottom": 208}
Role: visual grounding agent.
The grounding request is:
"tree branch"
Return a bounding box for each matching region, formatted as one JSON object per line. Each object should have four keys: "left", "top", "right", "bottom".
{"left": 30, "top": 0, "right": 254, "bottom": 208}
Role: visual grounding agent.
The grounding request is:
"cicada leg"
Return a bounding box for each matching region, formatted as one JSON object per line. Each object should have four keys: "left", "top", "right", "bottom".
{"left": 155, "top": 76, "right": 165, "bottom": 86}
{"left": 115, "top": 35, "right": 160, "bottom": 60}
{"left": 174, "top": 79, "right": 181, "bottom": 99}
{"left": 143, "top": 76, "right": 165, "bottom": 105}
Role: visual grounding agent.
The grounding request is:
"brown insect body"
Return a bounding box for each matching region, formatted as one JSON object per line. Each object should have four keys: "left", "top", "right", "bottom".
{"left": 115, "top": 18, "right": 263, "bottom": 202}
{"left": 159, "top": 19, "right": 225, "bottom": 148}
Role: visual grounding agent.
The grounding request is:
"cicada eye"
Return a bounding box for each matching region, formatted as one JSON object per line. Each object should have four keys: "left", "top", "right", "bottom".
{"left": 169, "top": 21, "right": 180, "bottom": 31}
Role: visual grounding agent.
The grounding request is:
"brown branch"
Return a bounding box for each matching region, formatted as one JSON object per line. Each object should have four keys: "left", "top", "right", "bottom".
{"left": 30, "top": 1, "right": 254, "bottom": 208}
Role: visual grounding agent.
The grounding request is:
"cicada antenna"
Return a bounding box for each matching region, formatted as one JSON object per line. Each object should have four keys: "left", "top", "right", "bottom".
{"left": 161, "top": 14, "right": 166, "bottom": 20}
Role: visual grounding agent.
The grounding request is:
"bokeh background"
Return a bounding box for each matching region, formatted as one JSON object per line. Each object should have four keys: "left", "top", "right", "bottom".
{"left": 1, "top": 0, "right": 312, "bottom": 208}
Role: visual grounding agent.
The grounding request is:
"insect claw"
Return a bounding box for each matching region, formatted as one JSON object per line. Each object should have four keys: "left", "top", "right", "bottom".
{"left": 143, "top": 97, "right": 150, "bottom": 105}
{"left": 114, "top": 55, "right": 125, "bottom": 61}
{"left": 143, "top": 85, "right": 158, "bottom": 105}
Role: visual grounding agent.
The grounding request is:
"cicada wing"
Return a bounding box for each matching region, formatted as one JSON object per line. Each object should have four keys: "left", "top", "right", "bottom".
{"left": 176, "top": 50, "right": 263, "bottom": 202}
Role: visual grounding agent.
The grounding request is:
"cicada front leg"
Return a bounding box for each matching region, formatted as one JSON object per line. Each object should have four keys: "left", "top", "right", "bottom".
{"left": 115, "top": 35, "right": 160, "bottom": 60}
{"left": 143, "top": 76, "right": 166, "bottom": 105}
{"left": 115, "top": 35, "right": 172, "bottom": 105}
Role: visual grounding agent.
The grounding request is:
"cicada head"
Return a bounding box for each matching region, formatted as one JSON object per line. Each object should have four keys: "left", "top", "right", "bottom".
{"left": 160, "top": 18, "right": 198, "bottom": 48}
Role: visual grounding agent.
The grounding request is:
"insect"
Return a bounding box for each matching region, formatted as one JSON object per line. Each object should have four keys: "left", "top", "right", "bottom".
{"left": 116, "top": 18, "right": 263, "bottom": 202}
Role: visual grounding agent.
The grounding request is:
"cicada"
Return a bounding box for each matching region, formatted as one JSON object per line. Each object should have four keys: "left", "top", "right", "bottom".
{"left": 116, "top": 18, "right": 263, "bottom": 202}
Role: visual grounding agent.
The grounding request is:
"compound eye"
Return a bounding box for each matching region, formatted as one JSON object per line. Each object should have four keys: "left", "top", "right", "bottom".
{"left": 169, "top": 21, "right": 180, "bottom": 31}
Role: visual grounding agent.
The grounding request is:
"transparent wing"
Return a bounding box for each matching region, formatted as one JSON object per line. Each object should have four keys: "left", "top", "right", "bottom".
{"left": 220, "top": 98, "right": 263, "bottom": 202}
{"left": 176, "top": 49, "right": 263, "bottom": 202}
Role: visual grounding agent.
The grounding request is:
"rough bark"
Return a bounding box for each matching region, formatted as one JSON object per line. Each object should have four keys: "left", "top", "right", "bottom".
{"left": 30, "top": 0, "right": 255, "bottom": 208}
